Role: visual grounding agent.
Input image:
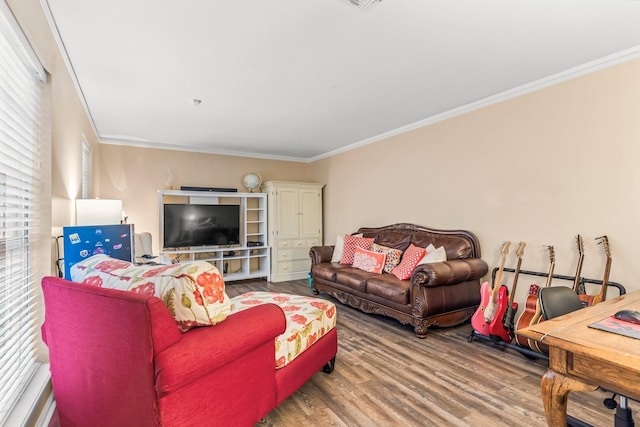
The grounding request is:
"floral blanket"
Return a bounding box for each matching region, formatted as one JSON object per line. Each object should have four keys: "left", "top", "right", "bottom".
{"left": 229, "top": 292, "right": 337, "bottom": 368}
{"left": 71, "top": 254, "right": 231, "bottom": 332}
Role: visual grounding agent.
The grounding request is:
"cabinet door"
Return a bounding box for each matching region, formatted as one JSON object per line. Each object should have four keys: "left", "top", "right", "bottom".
{"left": 275, "top": 187, "right": 299, "bottom": 239}
{"left": 299, "top": 188, "right": 321, "bottom": 238}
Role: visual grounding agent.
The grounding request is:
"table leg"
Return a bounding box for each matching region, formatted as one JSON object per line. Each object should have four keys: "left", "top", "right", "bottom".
{"left": 541, "top": 368, "right": 598, "bottom": 427}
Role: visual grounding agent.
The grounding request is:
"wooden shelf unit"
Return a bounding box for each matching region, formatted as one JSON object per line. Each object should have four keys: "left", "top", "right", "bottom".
{"left": 158, "top": 189, "right": 269, "bottom": 281}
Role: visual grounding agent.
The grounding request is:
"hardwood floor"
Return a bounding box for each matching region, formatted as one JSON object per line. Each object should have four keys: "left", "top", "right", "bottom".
{"left": 229, "top": 279, "right": 618, "bottom": 427}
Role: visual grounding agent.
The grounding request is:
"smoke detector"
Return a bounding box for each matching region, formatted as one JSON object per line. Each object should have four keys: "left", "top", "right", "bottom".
{"left": 340, "top": 0, "right": 381, "bottom": 10}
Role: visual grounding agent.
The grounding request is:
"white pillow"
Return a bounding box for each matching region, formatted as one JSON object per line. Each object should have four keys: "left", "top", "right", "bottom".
{"left": 331, "top": 234, "right": 345, "bottom": 263}
{"left": 418, "top": 244, "right": 447, "bottom": 264}
{"left": 331, "top": 233, "right": 363, "bottom": 263}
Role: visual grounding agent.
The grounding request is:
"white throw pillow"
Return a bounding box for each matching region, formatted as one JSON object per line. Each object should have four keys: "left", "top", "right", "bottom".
{"left": 331, "top": 233, "right": 362, "bottom": 263}
{"left": 331, "top": 234, "right": 345, "bottom": 263}
{"left": 418, "top": 244, "right": 447, "bottom": 264}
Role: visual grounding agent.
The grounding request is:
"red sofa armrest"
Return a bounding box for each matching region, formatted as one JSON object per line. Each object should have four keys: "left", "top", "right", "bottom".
{"left": 154, "top": 303, "right": 286, "bottom": 394}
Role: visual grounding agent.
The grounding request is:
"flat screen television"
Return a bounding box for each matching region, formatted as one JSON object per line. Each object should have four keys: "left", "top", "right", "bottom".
{"left": 63, "top": 224, "right": 134, "bottom": 279}
{"left": 163, "top": 204, "right": 240, "bottom": 249}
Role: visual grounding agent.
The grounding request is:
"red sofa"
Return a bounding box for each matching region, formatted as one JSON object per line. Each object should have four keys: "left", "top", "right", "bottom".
{"left": 41, "top": 276, "right": 337, "bottom": 427}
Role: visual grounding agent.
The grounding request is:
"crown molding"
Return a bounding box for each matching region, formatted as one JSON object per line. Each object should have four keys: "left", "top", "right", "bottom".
{"left": 308, "top": 45, "right": 640, "bottom": 163}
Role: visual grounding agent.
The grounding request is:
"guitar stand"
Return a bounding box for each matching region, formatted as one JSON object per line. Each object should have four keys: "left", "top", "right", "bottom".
{"left": 468, "top": 267, "right": 627, "bottom": 426}
{"left": 468, "top": 266, "right": 626, "bottom": 359}
{"left": 467, "top": 330, "right": 549, "bottom": 361}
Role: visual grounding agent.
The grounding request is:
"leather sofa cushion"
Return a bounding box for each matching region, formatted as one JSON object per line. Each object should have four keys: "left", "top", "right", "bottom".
{"left": 366, "top": 274, "right": 410, "bottom": 305}
{"left": 312, "top": 262, "right": 351, "bottom": 282}
{"left": 334, "top": 268, "right": 369, "bottom": 292}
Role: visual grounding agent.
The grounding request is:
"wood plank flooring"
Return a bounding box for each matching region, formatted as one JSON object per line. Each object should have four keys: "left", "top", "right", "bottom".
{"left": 228, "top": 279, "right": 619, "bottom": 427}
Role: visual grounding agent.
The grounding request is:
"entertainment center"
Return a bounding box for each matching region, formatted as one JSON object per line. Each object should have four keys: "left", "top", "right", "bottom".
{"left": 158, "top": 189, "right": 269, "bottom": 281}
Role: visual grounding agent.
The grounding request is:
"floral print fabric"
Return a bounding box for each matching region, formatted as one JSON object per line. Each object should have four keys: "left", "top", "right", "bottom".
{"left": 230, "top": 292, "right": 337, "bottom": 369}
{"left": 71, "top": 254, "right": 231, "bottom": 331}
{"left": 352, "top": 247, "right": 385, "bottom": 274}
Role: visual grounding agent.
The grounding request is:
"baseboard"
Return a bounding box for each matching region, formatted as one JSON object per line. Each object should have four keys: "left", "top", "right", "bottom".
{"left": 34, "top": 393, "right": 56, "bottom": 427}
{"left": 269, "top": 272, "right": 308, "bottom": 283}
{"left": 4, "top": 364, "right": 51, "bottom": 427}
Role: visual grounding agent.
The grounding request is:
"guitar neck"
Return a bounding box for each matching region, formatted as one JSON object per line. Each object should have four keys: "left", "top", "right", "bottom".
{"left": 572, "top": 235, "right": 585, "bottom": 294}
{"left": 592, "top": 236, "right": 612, "bottom": 305}
{"left": 594, "top": 257, "right": 612, "bottom": 303}
{"left": 543, "top": 245, "right": 556, "bottom": 288}
{"left": 491, "top": 242, "right": 511, "bottom": 301}
{"left": 507, "top": 258, "right": 523, "bottom": 306}
{"left": 572, "top": 254, "right": 584, "bottom": 293}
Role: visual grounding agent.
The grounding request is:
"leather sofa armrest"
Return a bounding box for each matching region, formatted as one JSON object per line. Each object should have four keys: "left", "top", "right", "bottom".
{"left": 310, "top": 246, "right": 334, "bottom": 264}
{"left": 154, "top": 303, "right": 286, "bottom": 395}
{"left": 411, "top": 258, "right": 489, "bottom": 287}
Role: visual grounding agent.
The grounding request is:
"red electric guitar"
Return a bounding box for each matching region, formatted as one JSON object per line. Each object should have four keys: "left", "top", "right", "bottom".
{"left": 580, "top": 235, "right": 612, "bottom": 307}
{"left": 471, "top": 241, "right": 510, "bottom": 336}
{"left": 488, "top": 241, "right": 525, "bottom": 343}
{"left": 515, "top": 245, "right": 555, "bottom": 350}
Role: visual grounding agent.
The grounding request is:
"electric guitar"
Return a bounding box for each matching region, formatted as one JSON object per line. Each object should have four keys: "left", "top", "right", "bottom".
{"left": 580, "top": 236, "right": 612, "bottom": 307}
{"left": 488, "top": 241, "right": 525, "bottom": 343}
{"left": 484, "top": 241, "right": 512, "bottom": 323}
{"left": 471, "top": 241, "right": 510, "bottom": 336}
{"left": 515, "top": 245, "right": 555, "bottom": 350}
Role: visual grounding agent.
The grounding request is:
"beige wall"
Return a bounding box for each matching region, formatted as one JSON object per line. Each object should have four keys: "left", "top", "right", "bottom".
{"left": 310, "top": 58, "right": 640, "bottom": 306}
{"left": 97, "top": 144, "right": 312, "bottom": 254}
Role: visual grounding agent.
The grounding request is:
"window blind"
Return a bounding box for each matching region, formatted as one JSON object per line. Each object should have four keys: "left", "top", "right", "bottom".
{"left": 0, "top": 3, "right": 47, "bottom": 424}
{"left": 81, "top": 137, "right": 91, "bottom": 199}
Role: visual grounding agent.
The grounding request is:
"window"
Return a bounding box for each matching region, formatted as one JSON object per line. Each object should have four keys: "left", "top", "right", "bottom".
{"left": 0, "top": 3, "right": 49, "bottom": 425}
{"left": 81, "top": 137, "right": 91, "bottom": 199}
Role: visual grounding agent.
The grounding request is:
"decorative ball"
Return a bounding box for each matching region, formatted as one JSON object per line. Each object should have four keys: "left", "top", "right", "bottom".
{"left": 242, "top": 173, "right": 262, "bottom": 192}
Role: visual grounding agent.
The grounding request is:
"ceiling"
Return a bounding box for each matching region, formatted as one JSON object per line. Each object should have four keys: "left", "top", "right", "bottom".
{"left": 43, "top": 0, "right": 640, "bottom": 162}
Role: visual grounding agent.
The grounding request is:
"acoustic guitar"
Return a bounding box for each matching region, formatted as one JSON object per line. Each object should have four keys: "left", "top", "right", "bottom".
{"left": 571, "top": 234, "right": 586, "bottom": 298}
{"left": 471, "top": 241, "right": 510, "bottom": 336}
{"left": 488, "top": 241, "right": 525, "bottom": 343}
{"left": 580, "top": 235, "right": 612, "bottom": 307}
{"left": 515, "top": 245, "right": 555, "bottom": 350}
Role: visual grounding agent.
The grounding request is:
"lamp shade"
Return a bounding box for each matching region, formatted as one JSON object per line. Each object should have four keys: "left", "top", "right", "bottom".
{"left": 75, "top": 199, "right": 122, "bottom": 225}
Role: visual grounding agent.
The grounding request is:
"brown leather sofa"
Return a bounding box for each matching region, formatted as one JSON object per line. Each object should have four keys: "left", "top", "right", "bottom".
{"left": 309, "top": 223, "right": 488, "bottom": 338}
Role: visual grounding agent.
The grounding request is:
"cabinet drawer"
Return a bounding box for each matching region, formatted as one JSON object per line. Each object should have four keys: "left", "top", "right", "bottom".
{"left": 306, "top": 238, "right": 321, "bottom": 247}
{"left": 278, "top": 239, "right": 305, "bottom": 249}
{"left": 275, "top": 259, "right": 311, "bottom": 274}
{"left": 277, "top": 248, "right": 309, "bottom": 261}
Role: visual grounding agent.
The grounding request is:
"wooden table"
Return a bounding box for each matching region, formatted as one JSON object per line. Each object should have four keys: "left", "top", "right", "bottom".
{"left": 518, "top": 291, "right": 640, "bottom": 427}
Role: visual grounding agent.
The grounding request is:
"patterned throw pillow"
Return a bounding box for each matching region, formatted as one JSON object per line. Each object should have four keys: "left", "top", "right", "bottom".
{"left": 340, "top": 235, "right": 375, "bottom": 265}
{"left": 391, "top": 244, "right": 427, "bottom": 280}
{"left": 371, "top": 243, "right": 403, "bottom": 273}
{"left": 71, "top": 254, "right": 231, "bottom": 331}
{"left": 331, "top": 233, "right": 363, "bottom": 263}
{"left": 352, "top": 247, "right": 386, "bottom": 274}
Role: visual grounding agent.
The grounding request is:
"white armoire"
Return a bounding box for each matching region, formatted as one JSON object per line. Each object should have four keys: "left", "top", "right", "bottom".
{"left": 263, "top": 181, "right": 324, "bottom": 282}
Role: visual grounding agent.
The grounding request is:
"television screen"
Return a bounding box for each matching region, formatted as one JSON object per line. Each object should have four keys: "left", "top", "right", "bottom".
{"left": 63, "top": 224, "right": 134, "bottom": 279}
{"left": 163, "top": 204, "right": 240, "bottom": 249}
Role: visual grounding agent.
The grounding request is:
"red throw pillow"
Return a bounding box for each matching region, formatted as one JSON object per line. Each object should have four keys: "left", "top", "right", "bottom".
{"left": 391, "top": 244, "right": 427, "bottom": 280}
{"left": 352, "top": 247, "right": 386, "bottom": 274}
{"left": 340, "top": 235, "right": 375, "bottom": 265}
